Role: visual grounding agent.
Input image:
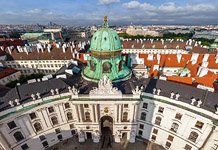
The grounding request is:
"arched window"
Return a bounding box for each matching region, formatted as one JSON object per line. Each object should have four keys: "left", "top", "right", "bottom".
{"left": 140, "top": 112, "right": 147, "bottom": 121}
{"left": 122, "top": 112, "right": 128, "bottom": 122}
{"left": 118, "top": 61, "right": 123, "bottom": 72}
{"left": 14, "top": 131, "right": 24, "bottom": 142}
{"left": 102, "top": 62, "right": 111, "bottom": 73}
{"left": 51, "top": 116, "right": 58, "bottom": 125}
{"left": 34, "top": 122, "right": 43, "bottom": 132}
{"left": 85, "top": 112, "right": 91, "bottom": 121}
{"left": 155, "top": 117, "right": 162, "bottom": 125}
{"left": 64, "top": 103, "right": 70, "bottom": 109}
{"left": 188, "top": 131, "right": 198, "bottom": 143}
{"left": 170, "top": 123, "right": 179, "bottom": 132}
{"left": 90, "top": 61, "right": 95, "bottom": 71}
{"left": 67, "top": 112, "right": 73, "bottom": 121}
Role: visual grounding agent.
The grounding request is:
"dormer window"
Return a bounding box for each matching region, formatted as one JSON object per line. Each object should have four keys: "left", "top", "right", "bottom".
{"left": 104, "top": 37, "right": 107, "bottom": 41}
{"left": 94, "top": 37, "right": 97, "bottom": 40}
{"left": 115, "top": 36, "right": 117, "bottom": 40}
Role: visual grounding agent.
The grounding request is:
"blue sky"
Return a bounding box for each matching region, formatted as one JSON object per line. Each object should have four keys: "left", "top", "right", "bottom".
{"left": 0, "top": 0, "right": 217, "bottom": 25}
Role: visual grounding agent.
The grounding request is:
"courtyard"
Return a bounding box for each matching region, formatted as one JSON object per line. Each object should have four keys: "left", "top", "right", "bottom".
{"left": 47, "top": 136, "right": 166, "bottom": 150}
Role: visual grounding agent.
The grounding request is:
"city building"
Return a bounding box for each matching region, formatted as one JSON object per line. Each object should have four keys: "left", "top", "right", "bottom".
{"left": 0, "top": 17, "right": 218, "bottom": 150}
{"left": 0, "top": 68, "right": 21, "bottom": 85}
{"left": 126, "top": 25, "right": 163, "bottom": 37}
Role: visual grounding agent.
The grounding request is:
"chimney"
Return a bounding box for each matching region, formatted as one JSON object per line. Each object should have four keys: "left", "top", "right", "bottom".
{"left": 68, "top": 86, "right": 72, "bottom": 93}
{"left": 36, "top": 92, "right": 41, "bottom": 99}
{"left": 157, "top": 89, "right": 161, "bottom": 95}
{"left": 55, "top": 88, "right": 59, "bottom": 94}
{"left": 62, "top": 44, "right": 66, "bottom": 53}
{"left": 15, "top": 99, "right": 20, "bottom": 105}
{"left": 7, "top": 47, "right": 11, "bottom": 54}
{"left": 175, "top": 93, "right": 180, "bottom": 100}
{"left": 177, "top": 53, "right": 182, "bottom": 63}
{"left": 50, "top": 89, "right": 55, "bottom": 95}
{"left": 197, "top": 100, "right": 202, "bottom": 107}
{"left": 153, "top": 88, "right": 156, "bottom": 94}
{"left": 203, "top": 54, "right": 209, "bottom": 62}
{"left": 191, "top": 98, "right": 196, "bottom": 105}
{"left": 157, "top": 54, "right": 161, "bottom": 64}
{"left": 170, "top": 92, "right": 174, "bottom": 99}
{"left": 31, "top": 94, "right": 36, "bottom": 100}
{"left": 9, "top": 100, "right": 14, "bottom": 107}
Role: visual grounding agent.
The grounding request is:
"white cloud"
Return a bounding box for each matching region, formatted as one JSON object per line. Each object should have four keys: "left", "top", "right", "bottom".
{"left": 99, "top": 0, "right": 120, "bottom": 5}
{"left": 123, "top": 1, "right": 215, "bottom": 13}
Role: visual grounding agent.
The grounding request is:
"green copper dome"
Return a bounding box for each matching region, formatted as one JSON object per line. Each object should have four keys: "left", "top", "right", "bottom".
{"left": 82, "top": 16, "right": 132, "bottom": 82}
{"left": 90, "top": 28, "right": 122, "bottom": 52}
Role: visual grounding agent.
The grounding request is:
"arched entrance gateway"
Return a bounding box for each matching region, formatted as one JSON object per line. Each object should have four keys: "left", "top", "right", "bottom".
{"left": 100, "top": 116, "right": 113, "bottom": 148}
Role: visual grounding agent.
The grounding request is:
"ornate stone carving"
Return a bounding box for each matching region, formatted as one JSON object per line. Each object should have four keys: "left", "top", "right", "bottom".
{"left": 129, "top": 130, "right": 136, "bottom": 143}
{"left": 78, "top": 130, "right": 85, "bottom": 143}
{"left": 132, "top": 85, "right": 143, "bottom": 95}
{"left": 92, "top": 130, "right": 100, "bottom": 143}
{"left": 89, "top": 75, "right": 121, "bottom": 96}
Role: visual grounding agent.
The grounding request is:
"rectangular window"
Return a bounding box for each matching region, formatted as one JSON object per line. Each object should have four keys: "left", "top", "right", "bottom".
{"left": 29, "top": 113, "right": 37, "bottom": 120}
{"left": 69, "top": 124, "right": 74, "bottom": 129}
{"left": 175, "top": 113, "right": 182, "bottom": 120}
{"left": 124, "top": 104, "right": 128, "bottom": 108}
{"left": 151, "top": 135, "right": 156, "bottom": 141}
{"left": 84, "top": 104, "right": 89, "bottom": 108}
{"left": 55, "top": 128, "right": 61, "bottom": 134}
{"left": 165, "top": 142, "right": 171, "bottom": 149}
{"left": 167, "top": 135, "right": 174, "bottom": 141}
{"left": 184, "top": 144, "right": 192, "bottom": 150}
{"left": 42, "top": 141, "right": 48, "bottom": 148}
{"left": 158, "top": 107, "right": 164, "bottom": 113}
{"left": 71, "top": 130, "right": 76, "bottom": 135}
{"left": 39, "top": 135, "right": 46, "bottom": 141}
{"left": 143, "top": 103, "right": 148, "bottom": 109}
{"left": 21, "top": 144, "right": 29, "bottom": 150}
{"left": 195, "top": 121, "right": 204, "bottom": 129}
{"left": 48, "top": 107, "right": 55, "bottom": 113}
{"left": 153, "top": 128, "right": 158, "bottom": 134}
{"left": 139, "top": 124, "right": 144, "bottom": 129}
{"left": 64, "top": 103, "right": 70, "bottom": 109}
{"left": 7, "top": 121, "right": 17, "bottom": 129}
{"left": 138, "top": 130, "right": 143, "bottom": 136}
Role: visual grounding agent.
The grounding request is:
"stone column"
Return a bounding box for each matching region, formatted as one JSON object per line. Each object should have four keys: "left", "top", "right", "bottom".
{"left": 58, "top": 104, "right": 67, "bottom": 122}
{"left": 37, "top": 108, "right": 49, "bottom": 128}
{"left": 91, "top": 104, "right": 95, "bottom": 123}
{"left": 133, "top": 103, "right": 138, "bottom": 122}
{"left": 114, "top": 104, "right": 118, "bottom": 123}
{"left": 77, "top": 104, "right": 83, "bottom": 122}
{"left": 72, "top": 104, "right": 79, "bottom": 122}
{"left": 118, "top": 104, "right": 121, "bottom": 122}
{"left": 132, "top": 104, "right": 136, "bottom": 123}
{"left": 17, "top": 117, "right": 31, "bottom": 137}
{"left": 0, "top": 131, "right": 10, "bottom": 150}
{"left": 54, "top": 104, "right": 64, "bottom": 123}
{"left": 41, "top": 108, "right": 52, "bottom": 127}
{"left": 95, "top": 104, "right": 98, "bottom": 122}
{"left": 22, "top": 116, "right": 35, "bottom": 136}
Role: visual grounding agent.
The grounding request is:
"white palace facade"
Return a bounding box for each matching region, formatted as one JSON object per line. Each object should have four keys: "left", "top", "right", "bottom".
{"left": 0, "top": 76, "right": 218, "bottom": 150}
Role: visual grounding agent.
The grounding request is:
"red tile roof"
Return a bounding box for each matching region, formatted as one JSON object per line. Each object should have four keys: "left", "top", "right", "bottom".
{"left": 0, "top": 68, "right": 18, "bottom": 79}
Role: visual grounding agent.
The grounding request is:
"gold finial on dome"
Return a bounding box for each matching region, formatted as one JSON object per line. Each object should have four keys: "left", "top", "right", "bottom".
{"left": 103, "top": 16, "right": 108, "bottom": 27}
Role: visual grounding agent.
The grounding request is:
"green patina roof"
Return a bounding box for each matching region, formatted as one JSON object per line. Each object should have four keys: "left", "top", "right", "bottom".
{"left": 82, "top": 16, "right": 132, "bottom": 82}
{"left": 90, "top": 27, "right": 122, "bottom": 52}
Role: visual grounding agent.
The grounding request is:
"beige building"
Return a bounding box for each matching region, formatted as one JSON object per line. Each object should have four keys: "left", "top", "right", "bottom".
{"left": 126, "top": 26, "right": 163, "bottom": 37}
